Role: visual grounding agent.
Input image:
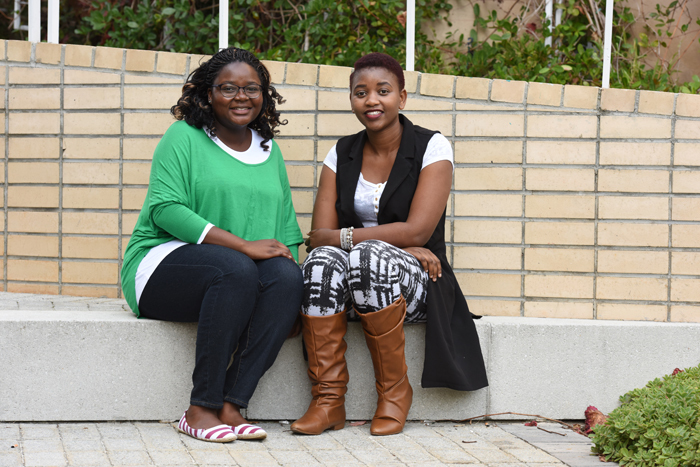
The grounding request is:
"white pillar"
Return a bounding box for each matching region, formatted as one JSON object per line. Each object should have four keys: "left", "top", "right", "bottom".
{"left": 48, "top": 0, "right": 59, "bottom": 43}
{"left": 219, "top": 0, "right": 229, "bottom": 50}
{"left": 28, "top": 0, "right": 40, "bottom": 42}
{"left": 406, "top": 0, "right": 415, "bottom": 71}
{"left": 602, "top": 0, "right": 614, "bottom": 88}
{"left": 545, "top": 0, "right": 553, "bottom": 47}
{"left": 13, "top": 0, "right": 22, "bottom": 30}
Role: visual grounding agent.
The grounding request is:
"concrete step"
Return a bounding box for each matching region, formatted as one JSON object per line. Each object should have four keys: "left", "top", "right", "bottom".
{"left": 2, "top": 306, "right": 699, "bottom": 422}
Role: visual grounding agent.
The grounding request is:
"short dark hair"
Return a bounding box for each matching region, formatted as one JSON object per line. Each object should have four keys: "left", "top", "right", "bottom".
{"left": 171, "top": 47, "right": 285, "bottom": 150}
{"left": 349, "top": 52, "right": 405, "bottom": 91}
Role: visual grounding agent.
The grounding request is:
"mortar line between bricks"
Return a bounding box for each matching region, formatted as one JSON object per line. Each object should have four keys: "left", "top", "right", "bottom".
{"left": 520, "top": 91, "right": 527, "bottom": 317}
{"left": 4, "top": 56, "right": 9, "bottom": 293}
{"left": 667, "top": 93, "right": 677, "bottom": 322}
{"left": 117, "top": 61, "right": 125, "bottom": 299}
{"left": 593, "top": 87, "right": 602, "bottom": 319}
{"left": 58, "top": 45, "right": 65, "bottom": 295}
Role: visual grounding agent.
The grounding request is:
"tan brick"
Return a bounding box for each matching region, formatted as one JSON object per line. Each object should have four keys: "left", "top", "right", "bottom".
{"left": 491, "top": 79, "right": 525, "bottom": 103}
{"left": 455, "top": 77, "right": 489, "bottom": 100}
{"left": 563, "top": 85, "right": 598, "bottom": 109}
{"left": 63, "top": 212, "right": 119, "bottom": 235}
{"left": 7, "top": 283, "right": 58, "bottom": 294}
{"left": 404, "top": 71, "right": 419, "bottom": 94}
{"left": 123, "top": 138, "right": 160, "bottom": 159}
{"left": 638, "top": 90, "right": 674, "bottom": 115}
{"left": 7, "top": 235, "right": 58, "bottom": 257}
{"left": 124, "top": 87, "right": 181, "bottom": 109}
{"left": 63, "top": 261, "right": 118, "bottom": 284}
{"left": 319, "top": 65, "right": 351, "bottom": 89}
{"left": 676, "top": 93, "right": 700, "bottom": 117}
{"left": 316, "top": 114, "right": 359, "bottom": 136}
{"left": 188, "top": 54, "right": 211, "bottom": 70}
{"left": 455, "top": 168, "right": 521, "bottom": 191}
{"left": 63, "top": 138, "right": 120, "bottom": 159}
{"left": 277, "top": 88, "right": 316, "bottom": 111}
{"left": 672, "top": 225, "right": 700, "bottom": 248}
{"left": 674, "top": 143, "right": 700, "bottom": 166}
{"left": 524, "top": 274, "right": 593, "bottom": 299}
{"left": 597, "top": 304, "right": 667, "bottom": 322}
{"left": 9, "top": 113, "right": 60, "bottom": 134}
{"left": 454, "top": 194, "right": 522, "bottom": 217}
{"left": 64, "top": 87, "right": 120, "bottom": 110}
{"left": 598, "top": 196, "right": 668, "bottom": 220}
{"left": 318, "top": 91, "right": 350, "bottom": 111}
{"left": 64, "top": 69, "right": 121, "bottom": 84}
{"left": 525, "top": 221, "right": 594, "bottom": 245}
{"left": 276, "top": 139, "right": 314, "bottom": 161}
{"left": 524, "top": 301, "right": 593, "bottom": 319}
{"left": 403, "top": 114, "right": 452, "bottom": 136}
{"left": 7, "top": 41, "right": 31, "bottom": 62}
{"left": 597, "top": 277, "right": 667, "bottom": 301}
{"left": 598, "top": 169, "right": 669, "bottom": 193}
{"left": 125, "top": 49, "right": 156, "bottom": 72}
{"left": 525, "top": 248, "right": 593, "bottom": 272}
{"left": 597, "top": 222, "right": 668, "bottom": 247}
{"left": 63, "top": 237, "right": 118, "bottom": 260}
{"left": 671, "top": 278, "right": 700, "bottom": 302}
{"left": 456, "top": 273, "right": 521, "bottom": 297}
{"left": 285, "top": 165, "right": 314, "bottom": 188}
{"left": 63, "top": 162, "right": 119, "bottom": 185}
{"left": 598, "top": 250, "right": 668, "bottom": 274}
{"left": 454, "top": 246, "right": 521, "bottom": 270}
{"left": 526, "top": 141, "right": 595, "bottom": 165}
{"left": 125, "top": 74, "right": 184, "bottom": 84}
{"left": 62, "top": 285, "right": 119, "bottom": 298}
{"left": 454, "top": 220, "right": 522, "bottom": 244}
{"left": 456, "top": 114, "right": 524, "bottom": 137}
{"left": 8, "top": 212, "right": 58, "bottom": 233}
{"left": 122, "top": 213, "right": 139, "bottom": 234}
{"left": 291, "top": 190, "right": 314, "bottom": 214}
{"left": 0, "top": 92, "right": 4, "bottom": 109}
{"left": 673, "top": 171, "right": 700, "bottom": 194}
{"left": 600, "top": 116, "right": 671, "bottom": 139}
{"left": 123, "top": 187, "right": 148, "bottom": 210}
{"left": 7, "top": 259, "right": 58, "bottom": 282}
{"left": 286, "top": 63, "right": 317, "bottom": 85}
{"left": 527, "top": 82, "right": 562, "bottom": 106}
{"left": 124, "top": 113, "right": 175, "bottom": 135}
{"left": 670, "top": 305, "right": 700, "bottom": 323}
{"left": 525, "top": 195, "right": 595, "bottom": 219}
{"left": 64, "top": 113, "right": 121, "bottom": 135}
{"left": 65, "top": 44, "right": 93, "bottom": 67}
{"left": 599, "top": 142, "right": 671, "bottom": 166}
{"left": 404, "top": 99, "right": 452, "bottom": 111}
{"left": 420, "top": 73, "right": 454, "bottom": 98}
{"left": 673, "top": 198, "right": 700, "bottom": 221}
{"left": 156, "top": 52, "right": 187, "bottom": 75}
{"left": 63, "top": 187, "right": 119, "bottom": 209}
{"left": 0, "top": 66, "right": 4, "bottom": 85}
{"left": 35, "top": 42, "right": 62, "bottom": 65}
{"left": 527, "top": 115, "right": 596, "bottom": 138}
{"left": 94, "top": 46, "right": 124, "bottom": 69}
{"left": 122, "top": 163, "right": 149, "bottom": 185}
{"left": 675, "top": 120, "right": 700, "bottom": 139}
{"left": 601, "top": 88, "right": 635, "bottom": 112}
{"left": 9, "top": 88, "right": 60, "bottom": 110}
{"left": 261, "top": 60, "right": 285, "bottom": 85}
{"left": 8, "top": 187, "right": 58, "bottom": 208}
{"left": 455, "top": 141, "right": 522, "bottom": 164}
{"left": 8, "top": 162, "right": 59, "bottom": 183}
{"left": 317, "top": 140, "right": 336, "bottom": 162}
{"left": 526, "top": 168, "right": 594, "bottom": 192}
{"left": 672, "top": 252, "right": 700, "bottom": 275}
{"left": 9, "top": 67, "right": 60, "bottom": 84}
{"left": 469, "top": 300, "right": 521, "bottom": 317}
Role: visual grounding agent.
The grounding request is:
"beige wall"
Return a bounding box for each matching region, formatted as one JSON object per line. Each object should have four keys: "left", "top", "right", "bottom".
{"left": 1, "top": 40, "right": 700, "bottom": 323}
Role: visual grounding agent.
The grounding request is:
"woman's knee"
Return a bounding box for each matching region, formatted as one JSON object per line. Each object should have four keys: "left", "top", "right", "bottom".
{"left": 347, "top": 240, "right": 392, "bottom": 278}
{"left": 302, "top": 246, "right": 348, "bottom": 283}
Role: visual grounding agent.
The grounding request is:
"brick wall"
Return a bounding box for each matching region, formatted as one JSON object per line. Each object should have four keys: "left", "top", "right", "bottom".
{"left": 2, "top": 40, "right": 699, "bottom": 322}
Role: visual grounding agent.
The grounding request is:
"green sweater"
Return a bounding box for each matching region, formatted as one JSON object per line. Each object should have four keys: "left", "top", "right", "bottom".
{"left": 121, "top": 121, "right": 303, "bottom": 316}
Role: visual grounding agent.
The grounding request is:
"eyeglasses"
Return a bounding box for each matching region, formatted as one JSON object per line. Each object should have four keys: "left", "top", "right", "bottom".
{"left": 212, "top": 84, "right": 262, "bottom": 99}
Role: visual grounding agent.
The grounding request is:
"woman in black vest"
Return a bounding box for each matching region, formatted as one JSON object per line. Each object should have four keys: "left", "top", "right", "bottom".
{"left": 291, "top": 53, "right": 488, "bottom": 437}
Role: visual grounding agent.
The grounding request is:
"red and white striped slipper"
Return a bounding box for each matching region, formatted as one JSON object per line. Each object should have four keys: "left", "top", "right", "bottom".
{"left": 231, "top": 423, "right": 267, "bottom": 440}
{"left": 176, "top": 412, "right": 237, "bottom": 443}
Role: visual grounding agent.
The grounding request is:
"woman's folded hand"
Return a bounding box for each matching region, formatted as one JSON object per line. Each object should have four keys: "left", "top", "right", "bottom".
{"left": 403, "top": 247, "right": 441, "bottom": 282}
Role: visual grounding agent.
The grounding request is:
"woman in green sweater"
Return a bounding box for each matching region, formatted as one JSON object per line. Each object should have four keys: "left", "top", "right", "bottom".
{"left": 121, "top": 48, "right": 303, "bottom": 443}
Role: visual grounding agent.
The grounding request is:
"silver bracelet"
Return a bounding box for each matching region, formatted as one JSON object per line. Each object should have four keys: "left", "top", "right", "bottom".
{"left": 340, "top": 228, "right": 348, "bottom": 251}
{"left": 347, "top": 226, "right": 354, "bottom": 250}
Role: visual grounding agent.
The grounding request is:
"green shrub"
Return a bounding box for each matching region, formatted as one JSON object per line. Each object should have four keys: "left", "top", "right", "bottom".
{"left": 590, "top": 364, "right": 700, "bottom": 466}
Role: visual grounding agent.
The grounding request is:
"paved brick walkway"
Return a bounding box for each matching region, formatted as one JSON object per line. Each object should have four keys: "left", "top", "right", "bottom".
{"left": 0, "top": 420, "right": 616, "bottom": 467}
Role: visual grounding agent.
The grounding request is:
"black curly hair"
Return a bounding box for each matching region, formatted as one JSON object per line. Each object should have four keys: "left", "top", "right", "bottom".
{"left": 171, "top": 47, "right": 286, "bottom": 150}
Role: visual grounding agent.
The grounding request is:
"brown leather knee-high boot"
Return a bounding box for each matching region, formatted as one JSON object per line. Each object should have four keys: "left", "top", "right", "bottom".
{"left": 358, "top": 296, "right": 413, "bottom": 436}
{"left": 290, "top": 311, "right": 349, "bottom": 435}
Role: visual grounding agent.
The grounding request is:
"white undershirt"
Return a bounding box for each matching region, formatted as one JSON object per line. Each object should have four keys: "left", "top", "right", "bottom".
{"left": 134, "top": 128, "right": 270, "bottom": 305}
{"left": 323, "top": 133, "right": 453, "bottom": 227}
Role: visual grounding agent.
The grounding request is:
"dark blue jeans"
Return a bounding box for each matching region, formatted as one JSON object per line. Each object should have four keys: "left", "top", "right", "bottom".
{"left": 139, "top": 243, "right": 303, "bottom": 409}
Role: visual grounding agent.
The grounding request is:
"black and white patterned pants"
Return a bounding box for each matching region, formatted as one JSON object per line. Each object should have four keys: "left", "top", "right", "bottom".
{"left": 301, "top": 239, "right": 428, "bottom": 323}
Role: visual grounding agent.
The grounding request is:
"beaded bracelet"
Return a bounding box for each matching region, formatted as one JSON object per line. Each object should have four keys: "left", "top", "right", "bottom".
{"left": 339, "top": 227, "right": 354, "bottom": 251}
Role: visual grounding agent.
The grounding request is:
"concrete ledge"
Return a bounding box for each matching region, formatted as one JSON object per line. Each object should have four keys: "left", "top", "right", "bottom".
{"left": 2, "top": 309, "right": 699, "bottom": 421}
